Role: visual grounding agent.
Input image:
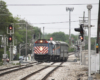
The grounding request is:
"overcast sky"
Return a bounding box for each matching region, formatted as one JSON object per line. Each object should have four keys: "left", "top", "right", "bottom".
{"left": 3, "top": 0, "right": 99, "bottom": 37}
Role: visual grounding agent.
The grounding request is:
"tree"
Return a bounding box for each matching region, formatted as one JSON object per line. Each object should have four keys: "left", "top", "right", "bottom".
{"left": 0, "top": 1, "right": 15, "bottom": 34}
{"left": 51, "top": 32, "right": 66, "bottom": 41}
{"left": 0, "top": 1, "right": 15, "bottom": 61}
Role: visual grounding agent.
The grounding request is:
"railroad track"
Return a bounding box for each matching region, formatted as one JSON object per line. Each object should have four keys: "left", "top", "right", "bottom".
{"left": 21, "top": 62, "right": 63, "bottom": 80}
{"left": 0, "top": 62, "right": 41, "bottom": 76}
{"left": 0, "top": 62, "right": 37, "bottom": 72}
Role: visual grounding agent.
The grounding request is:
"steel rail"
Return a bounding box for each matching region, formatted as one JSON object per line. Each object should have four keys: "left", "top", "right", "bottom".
{"left": 0, "top": 65, "right": 33, "bottom": 76}
{"left": 42, "top": 62, "right": 63, "bottom": 80}
{"left": 20, "top": 62, "right": 55, "bottom": 80}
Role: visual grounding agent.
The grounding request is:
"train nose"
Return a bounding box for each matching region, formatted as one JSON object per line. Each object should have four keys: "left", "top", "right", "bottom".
{"left": 40, "top": 47, "right": 43, "bottom": 51}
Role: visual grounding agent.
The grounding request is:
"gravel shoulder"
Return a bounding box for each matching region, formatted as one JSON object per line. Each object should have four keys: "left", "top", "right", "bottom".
{"left": 46, "top": 53, "right": 99, "bottom": 80}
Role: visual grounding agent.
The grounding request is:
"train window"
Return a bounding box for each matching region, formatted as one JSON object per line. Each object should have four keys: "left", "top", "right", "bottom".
{"left": 35, "top": 43, "right": 48, "bottom": 46}
{"left": 35, "top": 40, "right": 48, "bottom": 43}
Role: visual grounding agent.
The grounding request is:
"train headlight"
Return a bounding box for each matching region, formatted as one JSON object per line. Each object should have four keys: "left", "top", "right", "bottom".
{"left": 40, "top": 47, "right": 43, "bottom": 51}
{"left": 40, "top": 40, "right": 43, "bottom": 43}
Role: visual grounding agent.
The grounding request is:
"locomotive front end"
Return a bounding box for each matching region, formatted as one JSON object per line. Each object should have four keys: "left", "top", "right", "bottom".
{"left": 34, "top": 39, "right": 49, "bottom": 62}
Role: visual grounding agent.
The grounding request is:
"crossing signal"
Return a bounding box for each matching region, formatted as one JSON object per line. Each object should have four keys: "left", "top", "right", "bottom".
{"left": 74, "top": 24, "right": 84, "bottom": 42}
{"left": 8, "top": 36, "right": 12, "bottom": 42}
{"left": 9, "top": 25, "right": 13, "bottom": 30}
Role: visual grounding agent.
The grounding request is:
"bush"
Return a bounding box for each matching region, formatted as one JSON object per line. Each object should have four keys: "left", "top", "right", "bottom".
{"left": 68, "top": 47, "right": 74, "bottom": 52}
{"left": 0, "top": 61, "right": 3, "bottom": 66}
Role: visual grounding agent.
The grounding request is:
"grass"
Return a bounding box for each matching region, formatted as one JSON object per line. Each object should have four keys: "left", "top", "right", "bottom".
{"left": 0, "top": 62, "right": 3, "bottom": 66}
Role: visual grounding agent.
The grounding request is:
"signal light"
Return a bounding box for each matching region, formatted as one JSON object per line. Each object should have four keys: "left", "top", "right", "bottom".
{"left": 9, "top": 25, "right": 13, "bottom": 30}
{"left": 96, "top": 43, "right": 99, "bottom": 53}
{"left": 8, "top": 36, "right": 12, "bottom": 42}
{"left": 74, "top": 24, "right": 84, "bottom": 36}
{"left": 74, "top": 24, "right": 84, "bottom": 42}
{"left": 80, "top": 36, "right": 83, "bottom": 42}
{"left": 50, "top": 37, "right": 53, "bottom": 41}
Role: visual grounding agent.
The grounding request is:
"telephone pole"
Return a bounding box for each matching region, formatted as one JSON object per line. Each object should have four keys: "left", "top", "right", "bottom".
{"left": 79, "top": 12, "right": 87, "bottom": 65}
{"left": 43, "top": 27, "right": 44, "bottom": 39}
{"left": 96, "top": 0, "right": 100, "bottom": 74}
{"left": 66, "top": 7, "right": 74, "bottom": 46}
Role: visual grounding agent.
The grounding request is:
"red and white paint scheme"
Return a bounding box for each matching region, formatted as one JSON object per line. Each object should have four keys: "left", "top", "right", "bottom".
{"left": 34, "top": 46, "right": 48, "bottom": 54}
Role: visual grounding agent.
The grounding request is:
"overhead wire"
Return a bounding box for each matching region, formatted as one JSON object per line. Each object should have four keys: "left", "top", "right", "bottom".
{"left": 16, "top": 13, "right": 98, "bottom": 16}
{"left": 6, "top": 3, "right": 98, "bottom": 6}
{"left": 28, "top": 19, "right": 97, "bottom": 24}
{"left": 30, "top": 21, "right": 78, "bottom": 24}
{"left": 45, "top": 28, "right": 97, "bottom": 29}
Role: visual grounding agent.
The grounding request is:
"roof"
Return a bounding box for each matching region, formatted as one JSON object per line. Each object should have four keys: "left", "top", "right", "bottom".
{"left": 47, "top": 40, "right": 69, "bottom": 46}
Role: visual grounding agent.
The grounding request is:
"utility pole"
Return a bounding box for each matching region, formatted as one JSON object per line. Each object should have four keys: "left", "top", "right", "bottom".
{"left": 3, "top": 35, "right": 7, "bottom": 64}
{"left": 32, "top": 34, "right": 34, "bottom": 61}
{"left": 43, "top": 27, "right": 44, "bottom": 39}
{"left": 39, "top": 28, "right": 41, "bottom": 39}
{"left": 87, "top": 4, "right": 93, "bottom": 80}
{"left": 96, "top": 0, "right": 100, "bottom": 74}
{"left": 79, "top": 12, "right": 87, "bottom": 65}
{"left": 80, "top": 43, "right": 82, "bottom": 65}
{"left": 82, "top": 12, "right": 86, "bottom": 65}
{"left": 25, "top": 23, "right": 27, "bottom": 61}
{"left": 66, "top": 7, "right": 74, "bottom": 46}
{"left": 3, "top": 35, "right": 6, "bottom": 54}
{"left": 10, "top": 23, "right": 28, "bottom": 61}
{"left": 80, "top": 11, "right": 88, "bottom": 65}
{"left": 19, "top": 44, "right": 21, "bottom": 56}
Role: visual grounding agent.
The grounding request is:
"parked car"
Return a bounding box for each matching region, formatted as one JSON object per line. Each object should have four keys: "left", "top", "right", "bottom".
{"left": 19, "top": 56, "right": 24, "bottom": 60}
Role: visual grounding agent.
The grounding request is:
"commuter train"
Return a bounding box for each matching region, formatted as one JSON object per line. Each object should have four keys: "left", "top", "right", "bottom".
{"left": 33, "top": 39, "right": 69, "bottom": 62}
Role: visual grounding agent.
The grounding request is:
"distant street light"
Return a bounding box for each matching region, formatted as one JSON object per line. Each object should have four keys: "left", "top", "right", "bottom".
{"left": 66, "top": 7, "right": 74, "bottom": 46}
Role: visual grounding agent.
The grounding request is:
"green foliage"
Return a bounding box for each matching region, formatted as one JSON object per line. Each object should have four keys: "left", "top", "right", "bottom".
{"left": 44, "top": 32, "right": 96, "bottom": 50}
{"left": 68, "top": 47, "right": 74, "bottom": 52}
{"left": 0, "top": 62, "right": 3, "bottom": 66}
{"left": 16, "top": 63, "right": 20, "bottom": 65}
{"left": 0, "top": 1, "right": 15, "bottom": 35}
{"left": 0, "top": 1, "right": 42, "bottom": 58}
{"left": 0, "top": 48, "right": 3, "bottom": 61}
{"left": 52, "top": 32, "right": 66, "bottom": 41}
{"left": 44, "top": 32, "right": 67, "bottom": 41}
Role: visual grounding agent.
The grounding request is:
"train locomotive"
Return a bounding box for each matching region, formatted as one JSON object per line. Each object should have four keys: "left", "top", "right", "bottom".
{"left": 33, "top": 39, "right": 69, "bottom": 62}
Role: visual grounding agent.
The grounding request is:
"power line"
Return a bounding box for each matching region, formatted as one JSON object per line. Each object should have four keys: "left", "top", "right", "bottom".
{"left": 45, "top": 28, "right": 97, "bottom": 29}
{"left": 29, "top": 19, "right": 97, "bottom": 24}
{"left": 17, "top": 13, "right": 98, "bottom": 16}
{"left": 30, "top": 21, "right": 78, "bottom": 24}
{"left": 6, "top": 3, "right": 98, "bottom": 6}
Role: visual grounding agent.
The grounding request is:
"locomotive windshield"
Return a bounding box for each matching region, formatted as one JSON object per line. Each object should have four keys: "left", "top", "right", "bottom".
{"left": 35, "top": 43, "right": 48, "bottom": 46}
